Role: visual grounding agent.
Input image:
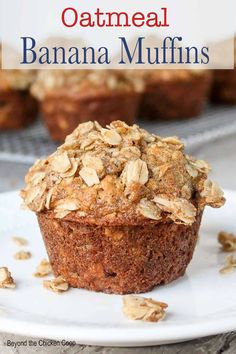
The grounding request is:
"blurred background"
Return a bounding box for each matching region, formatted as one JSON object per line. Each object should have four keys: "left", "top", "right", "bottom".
{"left": 0, "top": 61, "right": 236, "bottom": 193}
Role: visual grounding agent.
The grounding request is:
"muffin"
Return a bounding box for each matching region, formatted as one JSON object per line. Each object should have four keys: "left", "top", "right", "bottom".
{"left": 211, "top": 38, "right": 236, "bottom": 104}
{"left": 31, "top": 70, "right": 142, "bottom": 141}
{"left": 21, "top": 120, "right": 225, "bottom": 294}
{"left": 137, "top": 70, "right": 211, "bottom": 120}
{"left": 0, "top": 48, "right": 38, "bottom": 129}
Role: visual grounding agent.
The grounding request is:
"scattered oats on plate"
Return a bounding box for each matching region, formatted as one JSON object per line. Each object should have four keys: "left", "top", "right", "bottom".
{"left": 123, "top": 295, "right": 168, "bottom": 322}
{"left": 14, "top": 251, "right": 31, "bottom": 260}
{"left": 43, "top": 276, "right": 69, "bottom": 293}
{"left": 0, "top": 267, "right": 16, "bottom": 289}
{"left": 33, "top": 259, "right": 52, "bottom": 277}
{"left": 219, "top": 255, "right": 236, "bottom": 275}
{"left": 12, "top": 237, "right": 28, "bottom": 247}
{"left": 218, "top": 231, "right": 236, "bottom": 252}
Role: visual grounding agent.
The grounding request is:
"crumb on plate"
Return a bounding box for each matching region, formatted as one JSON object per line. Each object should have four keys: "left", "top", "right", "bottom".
{"left": 33, "top": 259, "right": 52, "bottom": 277}
{"left": 218, "top": 231, "right": 236, "bottom": 252}
{"left": 12, "top": 236, "right": 29, "bottom": 246}
{"left": 43, "top": 276, "right": 69, "bottom": 293}
{"left": 14, "top": 251, "right": 31, "bottom": 260}
{"left": 219, "top": 255, "right": 236, "bottom": 275}
{"left": 122, "top": 295, "right": 168, "bottom": 322}
{"left": 0, "top": 267, "right": 16, "bottom": 289}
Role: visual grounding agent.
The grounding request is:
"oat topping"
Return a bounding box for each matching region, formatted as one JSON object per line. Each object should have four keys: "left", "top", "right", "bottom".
{"left": 122, "top": 159, "right": 149, "bottom": 186}
{"left": 31, "top": 70, "right": 142, "bottom": 101}
{"left": 43, "top": 276, "right": 69, "bottom": 293}
{"left": 82, "top": 155, "right": 103, "bottom": 173}
{"left": 186, "top": 164, "right": 198, "bottom": 178}
{"left": 0, "top": 69, "right": 36, "bottom": 91}
{"left": 153, "top": 196, "right": 196, "bottom": 225}
{"left": 12, "top": 237, "right": 28, "bottom": 247}
{"left": 0, "top": 267, "right": 16, "bottom": 288}
{"left": 186, "top": 157, "right": 211, "bottom": 178}
{"left": 218, "top": 231, "right": 236, "bottom": 252}
{"left": 14, "top": 251, "right": 32, "bottom": 260}
{"left": 189, "top": 158, "right": 211, "bottom": 174}
{"left": 132, "top": 69, "right": 209, "bottom": 85}
{"left": 54, "top": 198, "right": 81, "bottom": 219}
{"left": 137, "top": 199, "right": 161, "bottom": 221}
{"left": 200, "top": 179, "right": 225, "bottom": 208}
{"left": 79, "top": 167, "right": 100, "bottom": 187}
{"left": 219, "top": 255, "right": 236, "bottom": 275}
{"left": 34, "top": 259, "right": 52, "bottom": 277}
{"left": 122, "top": 295, "right": 168, "bottom": 322}
{"left": 162, "top": 136, "right": 184, "bottom": 148}
{"left": 101, "top": 128, "right": 122, "bottom": 146}
{"left": 0, "top": 47, "right": 36, "bottom": 91}
{"left": 21, "top": 120, "right": 225, "bottom": 225}
{"left": 50, "top": 152, "right": 71, "bottom": 173}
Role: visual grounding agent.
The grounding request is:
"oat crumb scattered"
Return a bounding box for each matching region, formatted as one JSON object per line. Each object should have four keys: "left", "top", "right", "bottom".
{"left": 43, "top": 276, "right": 69, "bottom": 293}
{"left": 14, "top": 251, "right": 31, "bottom": 260}
{"left": 34, "top": 259, "right": 52, "bottom": 277}
{"left": 0, "top": 267, "right": 16, "bottom": 288}
{"left": 12, "top": 237, "right": 28, "bottom": 247}
{"left": 218, "top": 231, "right": 236, "bottom": 252}
{"left": 219, "top": 255, "right": 236, "bottom": 275}
{"left": 122, "top": 295, "right": 168, "bottom": 322}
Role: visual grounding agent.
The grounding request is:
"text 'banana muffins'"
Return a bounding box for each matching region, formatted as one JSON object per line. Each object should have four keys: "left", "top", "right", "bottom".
{"left": 31, "top": 70, "right": 142, "bottom": 141}
{"left": 0, "top": 47, "right": 38, "bottom": 129}
{"left": 137, "top": 69, "right": 211, "bottom": 120}
{"left": 21, "top": 120, "right": 225, "bottom": 294}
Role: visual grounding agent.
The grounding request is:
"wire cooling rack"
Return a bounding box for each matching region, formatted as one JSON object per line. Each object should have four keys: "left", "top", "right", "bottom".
{"left": 0, "top": 106, "right": 236, "bottom": 164}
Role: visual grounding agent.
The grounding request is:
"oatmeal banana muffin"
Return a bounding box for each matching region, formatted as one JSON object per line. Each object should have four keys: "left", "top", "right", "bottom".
{"left": 211, "top": 38, "right": 236, "bottom": 104}
{"left": 137, "top": 70, "right": 211, "bottom": 120}
{"left": 21, "top": 120, "right": 225, "bottom": 294}
{"left": 0, "top": 48, "right": 38, "bottom": 129}
{"left": 31, "top": 70, "right": 142, "bottom": 141}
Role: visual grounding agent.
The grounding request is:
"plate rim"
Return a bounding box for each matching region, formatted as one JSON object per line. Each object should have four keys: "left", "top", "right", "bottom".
{"left": 0, "top": 315, "right": 235, "bottom": 347}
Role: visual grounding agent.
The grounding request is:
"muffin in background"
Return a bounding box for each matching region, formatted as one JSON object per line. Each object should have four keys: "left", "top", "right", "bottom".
{"left": 136, "top": 69, "right": 211, "bottom": 120}
{"left": 21, "top": 120, "right": 225, "bottom": 294}
{"left": 0, "top": 47, "right": 38, "bottom": 130}
{"left": 211, "top": 38, "right": 236, "bottom": 104}
{"left": 31, "top": 70, "right": 142, "bottom": 141}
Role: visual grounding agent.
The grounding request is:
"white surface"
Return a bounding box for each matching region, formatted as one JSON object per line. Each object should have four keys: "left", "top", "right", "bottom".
{"left": 0, "top": 190, "right": 235, "bottom": 347}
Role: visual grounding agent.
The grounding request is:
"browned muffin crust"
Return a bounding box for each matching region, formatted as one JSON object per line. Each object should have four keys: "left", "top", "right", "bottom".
{"left": 21, "top": 120, "right": 225, "bottom": 294}
{"left": 0, "top": 90, "right": 38, "bottom": 129}
{"left": 137, "top": 70, "right": 211, "bottom": 120}
{"left": 37, "top": 210, "right": 202, "bottom": 294}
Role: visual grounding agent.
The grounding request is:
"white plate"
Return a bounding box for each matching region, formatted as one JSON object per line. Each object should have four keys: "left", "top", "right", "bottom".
{"left": 0, "top": 190, "right": 236, "bottom": 347}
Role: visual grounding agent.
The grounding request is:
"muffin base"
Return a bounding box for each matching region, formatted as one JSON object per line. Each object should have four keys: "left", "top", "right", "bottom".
{"left": 211, "top": 69, "right": 236, "bottom": 104}
{"left": 41, "top": 92, "right": 140, "bottom": 142}
{"left": 37, "top": 211, "right": 202, "bottom": 294}
{"left": 139, "top": 75, "right": 211, "bottom": 120}
{"left": 0, "top": 90, "right": 38, "bottom": 129}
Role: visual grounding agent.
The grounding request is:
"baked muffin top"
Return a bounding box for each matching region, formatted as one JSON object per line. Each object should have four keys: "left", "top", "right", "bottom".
{"left": 0, "top": 47, "right": 36, "bottom": 91}
{"left": 0, "top": 69, "right": 36, "bottom": 92}
{"left": 31, "top": 70, "right": 143, "bottom": 101}
{"left": 21, "top": 120, "right": 225, "bottom": 226}
{"left": 130, "top": 69, "right": 210, "bottom": 85}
